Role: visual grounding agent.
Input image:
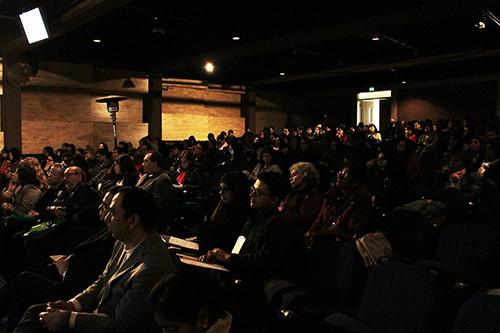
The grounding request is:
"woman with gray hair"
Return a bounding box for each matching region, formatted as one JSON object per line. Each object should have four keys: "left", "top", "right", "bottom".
{"left": 281, "top": 161, "right": 323, "bottom": 232}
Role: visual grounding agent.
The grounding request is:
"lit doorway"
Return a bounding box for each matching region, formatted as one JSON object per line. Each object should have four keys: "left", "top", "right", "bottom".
{"left": 356, "top": 90, "right": 391, "bottom": 130}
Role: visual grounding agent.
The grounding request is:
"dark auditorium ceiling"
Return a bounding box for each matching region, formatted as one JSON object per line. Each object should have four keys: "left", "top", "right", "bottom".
{"left": 1, "top": 0, "right": 500, "bottom": 94}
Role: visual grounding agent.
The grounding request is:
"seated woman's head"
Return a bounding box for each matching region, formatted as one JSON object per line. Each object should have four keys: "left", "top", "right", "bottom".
{"left": 151, "top": 270, "right": 228, "bottom": 333}
{"left": 219, "top": 171, "right": 251, "bottom": 204}
{"left": 289, "top": 162, "right": 319, "bottom": 189}
{"left": 179, "top": 150, "right": 196, "bottom": 170}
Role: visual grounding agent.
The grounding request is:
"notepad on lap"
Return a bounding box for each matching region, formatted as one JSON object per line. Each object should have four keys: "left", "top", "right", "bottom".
{"left": 177, "top": 254, "right": 229, "bottom": 272}
{"left": 161, "top": 235, "right": 199, "bottom": 251}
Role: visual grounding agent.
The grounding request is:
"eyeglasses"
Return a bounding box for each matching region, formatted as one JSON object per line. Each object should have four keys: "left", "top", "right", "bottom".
{"left": 250, "top": 186, "right": 271, "bottom": 197}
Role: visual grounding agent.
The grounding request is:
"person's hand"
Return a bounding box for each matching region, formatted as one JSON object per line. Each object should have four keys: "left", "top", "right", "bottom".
{"left": 46, "top": 300, "right": 75, "bottom": 311}
{"left": 39, "top": 309, "right": 70, "bottom": 331}
{"left": 52, "top": 207, "right": 67, "bottom": 218}
{"left": 199, "top": 248, "right": 230, "bottom": 263}
{"left": 1, "top": 202, "right": 13, "bottom": 212}
{"left": 54, "top": 256, "right": 71, "bottom": 277}
{"left": 27, "top": 210, "right": 39, "bottom": 217}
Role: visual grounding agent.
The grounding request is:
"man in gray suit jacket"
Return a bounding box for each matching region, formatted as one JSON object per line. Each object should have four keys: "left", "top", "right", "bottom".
{"left": 15, "top": 187, "right": 176, "bottom": 333}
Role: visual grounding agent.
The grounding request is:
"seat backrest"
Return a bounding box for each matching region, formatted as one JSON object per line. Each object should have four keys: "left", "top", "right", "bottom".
{"left": 384, "top": 208, "right": 436, "bottom": 262}
{"left": 436, "top": 223, "right": 500, "bottom": 283}
{"left": 335, "top": 242, "right": 367, "bottom": 310}
{"left": 306, "top": 238, "right": 341, "bottom": 306}
{"left": 358, "top": 262, "right": 447, "bottom": 333}
{"left": 453, "top": 289, "right": 500, "bottom": 333}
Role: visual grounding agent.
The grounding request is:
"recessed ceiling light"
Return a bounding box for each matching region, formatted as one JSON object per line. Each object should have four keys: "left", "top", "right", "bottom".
{"left": 204, "top": 62, "right": 215, "bottom": 73}
{"left": 279, "top": 72, "right": 286, "bottom": 76}
{"left": 232, "top": 36, "right": 240, "bottom": 41}
{"left": 93, "top": 39, "right": 101, "bottom": 43}
{"left": 371, "top": 34, "right": 380, "bottom": 41}
{"left": 401, "top": 81, "right": 407, "bottom": 84}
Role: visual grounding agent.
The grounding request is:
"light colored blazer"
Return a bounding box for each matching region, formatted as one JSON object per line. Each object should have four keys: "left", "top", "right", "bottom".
{"left": 72, "top": 232, "right": 175, "bottom": 333}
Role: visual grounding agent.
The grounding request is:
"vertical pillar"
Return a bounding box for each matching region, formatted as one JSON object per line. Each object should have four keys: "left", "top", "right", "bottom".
{"left": 391, "top": 89, "right": 399, "bottom": 121}
{"left": 241, "top": 88, "right": 256, "bottom": 132}
{"left": 143, "top": 75, "right": 162, "bottom": 139}
{"left": 496, "top": 79, "right": 500, "bottom": 120}
{"left": 1, "top": 58, "right": 22, "bottom": 151}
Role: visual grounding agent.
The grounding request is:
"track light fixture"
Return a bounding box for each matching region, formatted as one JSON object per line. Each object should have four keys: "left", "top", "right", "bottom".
{"left": 476, "top": 9, "right": 500, "bottom": 29}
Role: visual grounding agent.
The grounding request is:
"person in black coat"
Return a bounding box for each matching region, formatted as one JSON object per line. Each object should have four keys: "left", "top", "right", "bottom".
{"left": 198, "top": 171, "right": 251, "bottom": 253}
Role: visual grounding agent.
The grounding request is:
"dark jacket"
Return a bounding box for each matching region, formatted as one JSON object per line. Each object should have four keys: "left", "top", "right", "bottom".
{"left": 281, "top": 186, "right": 323, "bottom": 232}
{"left": 227, "top": 208, "right": 308, "bottom": 285}
{"left": 198, "top": 201, "right": 249, "bottom": 253}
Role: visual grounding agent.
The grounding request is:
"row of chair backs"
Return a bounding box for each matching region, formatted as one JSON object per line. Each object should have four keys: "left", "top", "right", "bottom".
{"left": 323, "top": 262, "right": 448, "bottom": 333}
{"left": 453, "top": 289, "right": 500, "bottom": 333}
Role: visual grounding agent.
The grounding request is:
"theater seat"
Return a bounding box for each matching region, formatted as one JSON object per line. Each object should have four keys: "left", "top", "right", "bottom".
{"left": 453, "top": 289, "right": 500, "bottom": 333}
{"left": 322, "top": 262, "right": 448, "bottom": 333}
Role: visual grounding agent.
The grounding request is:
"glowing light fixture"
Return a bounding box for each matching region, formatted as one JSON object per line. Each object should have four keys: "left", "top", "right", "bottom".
{"left": 204, "top": 62, "right": 215, "bottom": 73}
{"left": 19, "top": 7, "right": 49, "bottom": 44}
{"left": 279, "top": 72, "right": 286, "bottom": 76}
{"left": 401, "top": 81, "right": 407, "bottom": 84}
{"left": 371, "top": 34, "right": 380, "bottom": 41}
{"left": 93, "top": 39, "right": 102, "bottom": 43}
{"left": 232, "top": 36, "right": 240, "bottom": 41}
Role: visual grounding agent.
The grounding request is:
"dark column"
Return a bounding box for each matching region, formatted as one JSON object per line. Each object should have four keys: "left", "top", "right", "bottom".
{"left": 143, "top": 75, "right": 162, "bottom": 139}
{"left": 496, "top": 80, "right": 500, "bottom": 120}
{"left": 241, "top": 88, "right": 256, "bottom": 132}
{"left": 1, "top": 58, "right": 22, "bottom": 151}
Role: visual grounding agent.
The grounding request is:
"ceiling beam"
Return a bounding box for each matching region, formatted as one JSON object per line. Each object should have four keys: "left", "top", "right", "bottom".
{"left": 250, "top": 48, "right": 500, "bottom": 86}
{"left": 150, "top": 2, "right": 469, "bottom": 74}
{"left": 3, "top": 0, "right": 135, "bottom": 56}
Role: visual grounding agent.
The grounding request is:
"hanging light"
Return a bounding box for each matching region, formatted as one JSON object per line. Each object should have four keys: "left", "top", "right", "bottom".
{"left": 122, "top": 77, "right": 135, "bottom": 88}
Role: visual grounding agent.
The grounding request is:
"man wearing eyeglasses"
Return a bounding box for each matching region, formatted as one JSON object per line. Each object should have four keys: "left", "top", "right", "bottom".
{"left": 200, "top": 171, "right": 307, "bottom": 285}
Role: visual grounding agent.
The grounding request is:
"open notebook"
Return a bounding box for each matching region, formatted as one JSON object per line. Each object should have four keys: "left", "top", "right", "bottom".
{"left": 161, "top": 235, "right": 199, "bottom": 252}
{"left": 176, "top": 253, "right": 229, "bottom": 272}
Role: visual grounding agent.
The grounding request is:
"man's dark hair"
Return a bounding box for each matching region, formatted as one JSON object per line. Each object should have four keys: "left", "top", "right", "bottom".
{"left": 257, "top": 171, "right": 290, "bottom": 201}
{"left": 118, "top": 187, "right": 158, "bottom": 230}
{"left": 148, "top": 151, "right": 167, "bottom": 170}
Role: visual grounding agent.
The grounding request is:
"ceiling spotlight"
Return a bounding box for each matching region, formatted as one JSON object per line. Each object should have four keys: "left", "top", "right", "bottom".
{"left": 475, "top": 9, "right": 500, "bottom": 30}
{"left": 232, "top": 36, "right": 240, "bottom": 41}
{"left": 401, "top": 81, "right": 407, "bottom": 84}
{"left": 279, "top": 72, "right": 286, "bottom": 76}
{"left": 371, "top": 34, "right": 380, "bottom": 41}
{"left": 204, "top": 62, "right": 215, "bottom": 73}
{"left": 93, "top": 39, "right": 101, "bottom": 43}
{"left": 475, "top": 13, "right": 487, "bottom": 29}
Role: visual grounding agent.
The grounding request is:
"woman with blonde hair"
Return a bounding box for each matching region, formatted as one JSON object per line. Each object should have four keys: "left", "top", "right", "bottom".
{"left": 281, "top": 161, "right": 323, "bottom": 232}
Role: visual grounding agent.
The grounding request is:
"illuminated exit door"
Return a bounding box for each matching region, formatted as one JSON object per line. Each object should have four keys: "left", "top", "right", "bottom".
{"left": 356, "top": 90, "right": 391, "bottom": 130}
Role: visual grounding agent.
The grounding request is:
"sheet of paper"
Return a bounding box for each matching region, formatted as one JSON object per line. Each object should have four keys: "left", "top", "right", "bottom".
{"left": 161, "top": 235, "right": 199, "bottom": 251}
{"left": 178, "top": 256, "right": 229, "bottom": 272}
{"left": 231, "top": 236, "right": 246, "bottom": 254}
{"left": 49, "top": 255, "right": 66, "bottom": 262}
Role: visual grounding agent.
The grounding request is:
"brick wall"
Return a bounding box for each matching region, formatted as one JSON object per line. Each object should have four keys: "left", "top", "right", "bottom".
{"left": 21, "top": 90, "right": 148, "bottom": 153}
{"left": 162, "top": 85, "right": 245, "bottom": 141}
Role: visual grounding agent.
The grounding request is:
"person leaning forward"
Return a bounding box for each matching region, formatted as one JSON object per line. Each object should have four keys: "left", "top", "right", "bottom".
{"left": 14, "top": 187, "right": 176, "bottom": 333}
